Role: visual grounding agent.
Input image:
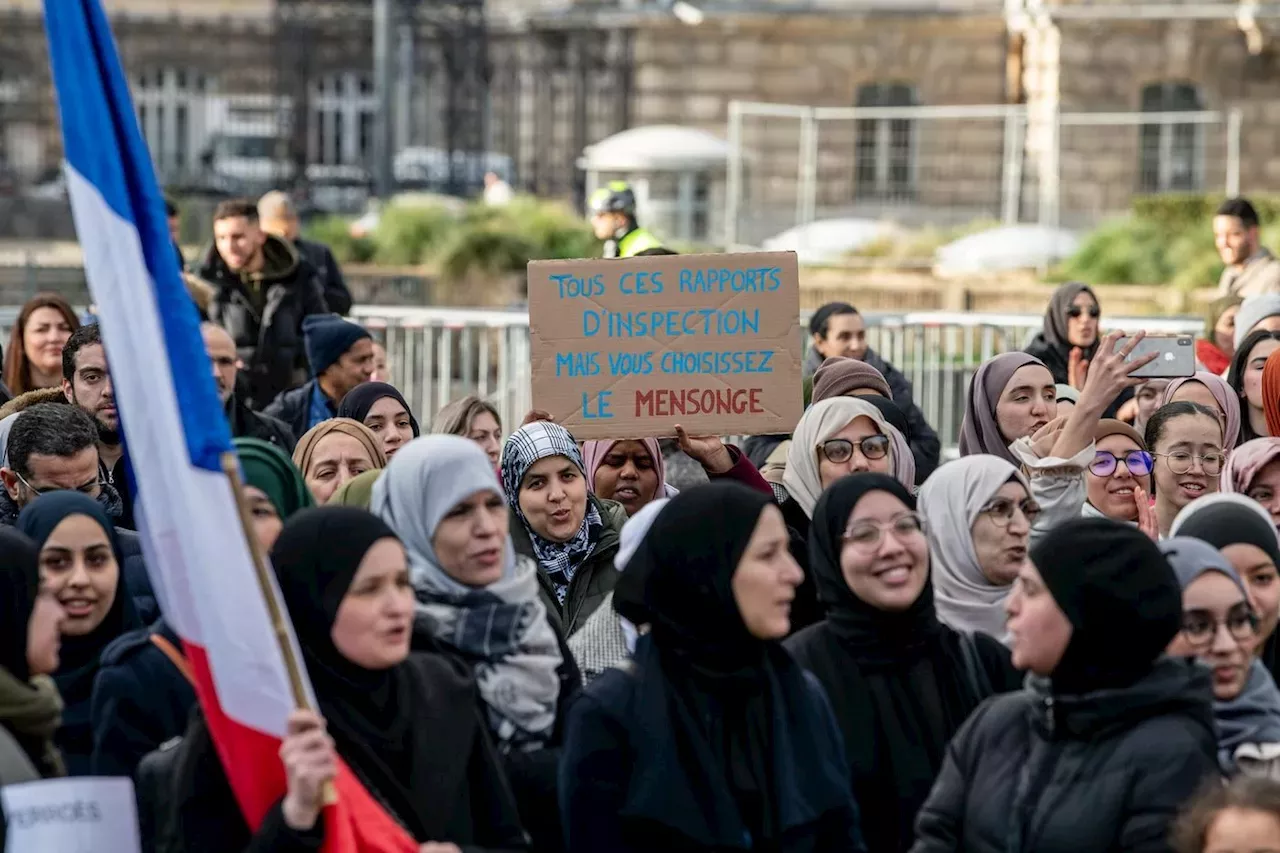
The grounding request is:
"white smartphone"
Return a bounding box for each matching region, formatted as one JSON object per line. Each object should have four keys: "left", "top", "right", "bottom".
{"left": 1116, "top": 333, "right": 1197, "bottom": 379}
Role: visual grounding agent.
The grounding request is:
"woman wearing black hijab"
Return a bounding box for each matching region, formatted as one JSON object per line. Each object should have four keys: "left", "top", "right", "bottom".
{"left": 16, "top": 492, "right": 140, "bottom": 776}
{"left": 0, "top": 527, "right": 66, "bottom": 785}
{"left": 785, "top": 474, "right": 1018, "bottom": 853}
{"left": 166, "top": 506, "right": 528, "bottom": 851}
{"left": 336, "top": 381, "right": 420, "bottom": 461}
{"left": 560, "top": 482, "right": 865, "bottom": 852}
{"left": 912, "top": 518, "right": 1218, "bottom": 853}
{"left": 1023, "top": 281, "right": 1130, "bottom": 418}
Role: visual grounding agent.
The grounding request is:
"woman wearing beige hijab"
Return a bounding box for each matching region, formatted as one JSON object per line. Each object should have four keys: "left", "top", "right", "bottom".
{"left": 292, "top": 418, "right": 387, "bottom": 504}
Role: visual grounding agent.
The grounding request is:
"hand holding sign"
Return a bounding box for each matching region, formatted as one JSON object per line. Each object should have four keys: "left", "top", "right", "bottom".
{"left": 675, "top": 424, "right": 734, "bottom": 474}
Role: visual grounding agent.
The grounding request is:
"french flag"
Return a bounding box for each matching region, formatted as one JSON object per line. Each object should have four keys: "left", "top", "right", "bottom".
{"left": 43, "top": 2, "right": 415, "bottom": 850}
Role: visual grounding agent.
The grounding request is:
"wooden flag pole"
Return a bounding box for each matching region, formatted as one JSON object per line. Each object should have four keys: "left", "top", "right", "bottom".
{"left": 220, "top": 451, "right": 337, "bottom": 805}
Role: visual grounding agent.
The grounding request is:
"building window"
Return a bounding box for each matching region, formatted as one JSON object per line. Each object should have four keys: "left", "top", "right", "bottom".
{"left": 310, "top": 72, "right": 377, "bottom": 167}
{"left": 133, "top": 67, "right": 210, "bottom": 180}
{"left": 1139, "top": 82, "right": 1203, "bottom": 193}
{"left": 855, "top": 82, "right": 917, "bottom": 200}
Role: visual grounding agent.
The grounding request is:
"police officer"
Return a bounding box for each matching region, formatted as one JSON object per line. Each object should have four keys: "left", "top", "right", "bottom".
{"left": 589, "top": 181, "right": 666, "bottom": 258}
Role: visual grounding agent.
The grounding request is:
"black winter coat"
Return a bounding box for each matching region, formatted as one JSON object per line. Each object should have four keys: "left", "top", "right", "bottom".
{"left": 295, "top": 237, "right": 352, "bottom": 316}
{"left": 90, "top": 620, "right": 197, "bottom": 778}
{"left": 199, "top": 235, "right": 328, "bottom": 410}
{"left": 559, "top": 663, "right": 865, "bottom": 853}
{"left": 910, "top": 657, "right": 1218, "bottom": 853}
{"left": 513, "top": 496, "right": 626, "bottom": 638}
{"left": 226, "top": 394, "right": 297, "bottom": 452}
{"left": 263, "top": 379, "right": 332, "bottom": 442}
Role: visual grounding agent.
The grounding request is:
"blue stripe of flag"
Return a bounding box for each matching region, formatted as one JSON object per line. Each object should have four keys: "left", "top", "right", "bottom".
{"left": 43, "top": 0, "right": 233, "bottom": 472}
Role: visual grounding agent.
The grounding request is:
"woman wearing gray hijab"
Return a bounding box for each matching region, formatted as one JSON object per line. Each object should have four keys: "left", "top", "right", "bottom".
{"left": 1162, "top": 536, "right": 1280, "bottom": 778}
{"left": 370, "top": 433, "right": 574, "bottom": 852}
{"left": 0, "top": 411, "right": 19, "bottom": 468}
{"left": 918, "top": 455, "right": 1038, "bottom": 641}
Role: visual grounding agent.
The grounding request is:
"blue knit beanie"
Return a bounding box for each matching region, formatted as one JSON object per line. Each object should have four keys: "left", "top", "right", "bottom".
{"left": 303, "top": 314, "right": 371, "bottom": 377}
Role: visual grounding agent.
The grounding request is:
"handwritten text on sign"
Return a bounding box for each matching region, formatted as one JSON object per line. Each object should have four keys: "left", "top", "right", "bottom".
{"left": 527, "top": 251, "right": 802, "bottom": 440}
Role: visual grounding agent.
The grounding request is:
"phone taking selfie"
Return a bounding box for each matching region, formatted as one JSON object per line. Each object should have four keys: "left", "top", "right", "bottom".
{"left": 1116, "top": 333, "right": 1197, "bottom": 379}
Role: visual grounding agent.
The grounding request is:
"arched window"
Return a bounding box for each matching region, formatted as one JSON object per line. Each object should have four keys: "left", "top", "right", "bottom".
{"left": 855, "top": 82, "right": 917, "bottom": 199}
{"left": 133, "top": 67, "right": 211, "bottom": 179}
{"left": 1139, "top": 82, "right": 1203, "bottom": 193}
{"left": 310, "top": 72, "right": 377, "bottom": 167}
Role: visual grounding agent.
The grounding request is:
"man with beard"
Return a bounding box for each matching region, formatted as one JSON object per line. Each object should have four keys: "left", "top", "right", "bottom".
{"left": 61, "top": 324, "right": 134, "bottom": 529}
{"left": 202, "top": 321, "right": 295, "bottom": 451}
{"left": 1216, "top": 197, "right": 1280, "bottom": 298}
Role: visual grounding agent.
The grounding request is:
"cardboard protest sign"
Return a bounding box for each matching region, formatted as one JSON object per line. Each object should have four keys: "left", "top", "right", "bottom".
{"left": 1, "top": 777, "right": 141, "bottom": 853}
{"left": 527, "top": 251, "right": 802, "bottom": 440}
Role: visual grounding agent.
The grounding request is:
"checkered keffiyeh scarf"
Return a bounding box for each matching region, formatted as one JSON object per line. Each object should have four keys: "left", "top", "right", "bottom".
{"left": 501, "top": 422, "right": 603, "bottom": 603}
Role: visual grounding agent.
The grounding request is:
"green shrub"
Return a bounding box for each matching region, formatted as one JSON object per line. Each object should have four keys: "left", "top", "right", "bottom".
{"left": 303, "top": 215, "right": 375, "bottom": 264}
{"left": 371, "top": 204, "right": 458, "bottom": 265}
{"left": 436, "top": 227, "right": 537, "bottom": 284}
{"left": 1133, "top": 193, "right": 1280, "bottom": 232}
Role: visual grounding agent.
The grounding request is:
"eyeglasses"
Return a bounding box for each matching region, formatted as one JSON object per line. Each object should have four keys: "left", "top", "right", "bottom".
{"left": 978, "top": 496, "right": 1042, "bottom": 526}
{"left": 1089, "top": 450, "right": 1154, "bottom": 478}
{"left": 820, "top": 435, "right": 890, "bottom": 464}
{"left": 13, "top": 471, "right": 104, "bottom": 497}
{"left": 1066, "top": 305, "right": 1101, "bottom": 319}
{"left": 843, "top": 512, "right": 925, "bottom": 551}
{"left": 1181, "top": 605, "right": 1258, "bottom": 648}
{"left": 1153, "top": 451, "right": 1225, "bottom": 476}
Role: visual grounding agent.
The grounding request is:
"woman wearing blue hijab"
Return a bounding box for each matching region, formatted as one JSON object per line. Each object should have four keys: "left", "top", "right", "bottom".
{"left": 17, "top": 492, "right": 139, "bottom": 774}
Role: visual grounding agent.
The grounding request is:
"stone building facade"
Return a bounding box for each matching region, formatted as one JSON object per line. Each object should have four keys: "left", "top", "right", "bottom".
{"left": 2, "top": 0, "right": 1278, "bottom": 241}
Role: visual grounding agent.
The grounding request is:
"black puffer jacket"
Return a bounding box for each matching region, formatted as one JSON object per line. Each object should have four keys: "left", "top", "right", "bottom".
{"left": 910, "top": 657, "right": 1218, "bottom": 853}
{"left": 199, "top": 235, "right": 328, "bottom": 410}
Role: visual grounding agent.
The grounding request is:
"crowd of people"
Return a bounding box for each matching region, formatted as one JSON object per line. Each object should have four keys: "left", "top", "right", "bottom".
{"left": 10, "top": 194, "right": 1280, "bottom": 851}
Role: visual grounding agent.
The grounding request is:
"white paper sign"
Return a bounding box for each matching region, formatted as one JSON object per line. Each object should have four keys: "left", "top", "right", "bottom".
{"left": 1, "top": 777, "right": 140, "bottom": 853}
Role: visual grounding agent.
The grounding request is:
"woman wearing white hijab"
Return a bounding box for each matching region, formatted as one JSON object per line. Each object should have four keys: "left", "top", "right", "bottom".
{"left": 566, "top": 498, "right": 668, "bottom": 684}
{"left": 918, "top": 456, "right": 1038, "bottom": 641}
{"left": 783, "top": 397, "right": 914, "bottom": 516}
{"left": 370, "top": 434, "right": 572, "bottom": 852}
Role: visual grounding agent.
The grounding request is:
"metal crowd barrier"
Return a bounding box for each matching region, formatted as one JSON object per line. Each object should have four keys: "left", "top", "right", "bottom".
{"left": 350, "top": 306, "right": 1204, "bottom": 450}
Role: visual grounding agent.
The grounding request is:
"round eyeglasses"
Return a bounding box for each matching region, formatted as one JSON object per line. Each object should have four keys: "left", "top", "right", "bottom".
{"left": 1089, "top": 450, "right": 1154, "bottom": 478}
{"left": 843, "top": 512, "right": 925, "bottom": 551}
{"left": 1153, "top": 451, "right": 1225, "bottom": 476}
{"left": 820, "top": 435, "right": 890, "bottom": 465}
{"left": 978, "top": 496, "right": 1042, "bottom": 527}
{"left": 1181, "top": 605, "right": 1258, "bottom": 648}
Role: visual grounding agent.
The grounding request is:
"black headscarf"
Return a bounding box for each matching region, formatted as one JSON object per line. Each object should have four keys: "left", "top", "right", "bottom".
{"left": 1031, "top": 517, "right": 1181, "bottom": 695}
{"left": 612, "top": 482, "right": 852, "bottom": 848}
{"left": 789, "top": 473, "right": 994, "bottom": 853}
{"left": 1173, "top": 499, "right": 1280, "bottom": 683}
{"left": 270, "top": 506, "right": 477, "bottom": 842}
{"left": 0, "top": 527, "right": 40, "bottom": 684}
{"left": 17, "top": 492, "right": 140, "bottom": 771}
{"left": 1025, "top": 281, "right": 1098, "bottom": 385}
{"left": 336, "top": 382, "right": 420, "bottom": 437}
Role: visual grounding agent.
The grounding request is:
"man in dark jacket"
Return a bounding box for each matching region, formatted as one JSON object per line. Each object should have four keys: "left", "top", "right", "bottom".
{"left": 258, "top": 190, "right": 353, "bottom": 315}
{"left": 803, "top": 301, "right": 941, "bottom": 482}
{"left": 264, "top": 314, "right": 374, "bottom": 439}
{"left": 0, "top": 403, "right": 156, "bottom": 622}
{"left": 202, "top": 322, "right": 295, "bottom": 451}
{"left": 61, "top": 323, "right": 135, "bottom": 530}
{"left": 199, "top": 198, "right": 329, "bottom": 410}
